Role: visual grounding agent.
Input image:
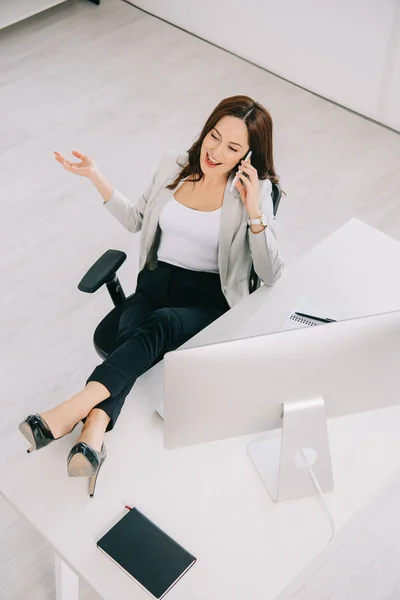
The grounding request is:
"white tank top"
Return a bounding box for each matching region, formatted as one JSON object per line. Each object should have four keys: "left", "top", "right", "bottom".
{"left": 157, "top": 196, "right": 221, "bottom": 273}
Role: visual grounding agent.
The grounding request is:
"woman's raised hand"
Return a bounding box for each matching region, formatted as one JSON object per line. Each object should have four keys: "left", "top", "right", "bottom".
{"left": 54, "top": 150, "right": 98, "bottom": 179}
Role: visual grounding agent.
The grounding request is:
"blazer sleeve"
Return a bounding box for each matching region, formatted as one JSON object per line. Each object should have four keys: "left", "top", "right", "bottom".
{"left": 103, "top": 155, "right": 167, "bottom": 233}
{"left": 248, "top": 179, "right": 284, "bottom": 285}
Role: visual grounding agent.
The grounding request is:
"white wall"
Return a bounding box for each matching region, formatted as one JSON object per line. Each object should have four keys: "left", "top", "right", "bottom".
{"left": 132, "top": 0, "right": 400, "bottom": 132}
{"left": 379, "top": 1, "right": 400, "bottom": 130}
{"left": 0, "top": 0, "right": 67, "bottom": 29}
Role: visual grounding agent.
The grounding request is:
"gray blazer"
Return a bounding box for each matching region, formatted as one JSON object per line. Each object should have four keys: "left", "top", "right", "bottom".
{"left": 104, "top": 150, "right": 284, "bottom": 308}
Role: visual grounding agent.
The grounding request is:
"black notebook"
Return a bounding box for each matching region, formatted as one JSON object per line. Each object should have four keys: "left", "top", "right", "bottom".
{"left": 97, "top": 507, "right": 197, "bottom": 599}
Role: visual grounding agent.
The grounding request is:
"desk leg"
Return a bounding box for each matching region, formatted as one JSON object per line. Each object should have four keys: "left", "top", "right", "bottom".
{"left": 55, "top": 554, "right": 79, "bottom": 600}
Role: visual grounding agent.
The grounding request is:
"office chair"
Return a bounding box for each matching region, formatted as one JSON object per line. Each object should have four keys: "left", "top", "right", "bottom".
{"left": 78, "top": 182, "right": 282, "bottom": 359}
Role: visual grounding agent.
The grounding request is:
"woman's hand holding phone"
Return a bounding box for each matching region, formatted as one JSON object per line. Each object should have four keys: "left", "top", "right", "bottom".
{"left": 229, "top": 150, "right": 252, "bottom": 193}
{"left": 233, "top": 151, "right": 261, "bottom": 218}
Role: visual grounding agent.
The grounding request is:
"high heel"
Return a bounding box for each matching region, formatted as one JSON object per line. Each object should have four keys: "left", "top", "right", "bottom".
{"left": 19, "top": 414, "right": 77, "bottom": 453}
{"left": 67, "top": 442, "right": 107, "bottom": 498}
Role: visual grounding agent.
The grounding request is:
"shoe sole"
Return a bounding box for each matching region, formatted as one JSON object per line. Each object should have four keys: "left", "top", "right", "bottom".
{"left": 68, "top": 453, "right": 96, "bottom": 477}
{"left": 19, "top": 422, "right": 36, "bottom": 451}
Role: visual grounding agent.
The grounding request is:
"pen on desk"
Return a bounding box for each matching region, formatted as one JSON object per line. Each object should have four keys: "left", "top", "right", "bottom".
{"left": 294, "top": 312, "right": 336, "bottom": 324}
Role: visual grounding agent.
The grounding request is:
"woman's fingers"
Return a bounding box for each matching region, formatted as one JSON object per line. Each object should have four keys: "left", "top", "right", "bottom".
{"left": 54, "top": 150, "right": 78, "bottom": 169}
{"left": 54, "top": 155, "right": 66, "bottom": 167}
{"left": 58, "top": 157, "right": 73, "bottom": 170}
{"left": 239, "top": 162, "right": 255, "bottom": 180}
{"left": 54, "top": 151, "right": 71, "bottom": 167}
{"left": 238, "top": 173, "right": 250, "bottom": 187}
{"left": 236, "top": 179, "right": 245, "bottom": 192}
{"left": 54, "top": 150, "right": 93, "bottom": 177}
{"left": 55, "top": 150, "right": 84, "bottom": 164}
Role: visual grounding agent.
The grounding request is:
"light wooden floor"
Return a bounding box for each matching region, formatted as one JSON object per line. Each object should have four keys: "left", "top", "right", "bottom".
{"left": 0, "top": 0, "right": 400, "bottom": 598}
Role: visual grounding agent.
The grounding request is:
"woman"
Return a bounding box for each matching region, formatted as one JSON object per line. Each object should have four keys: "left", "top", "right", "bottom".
{"left": 19, "top": 95, "right": 284, "bottom": 497}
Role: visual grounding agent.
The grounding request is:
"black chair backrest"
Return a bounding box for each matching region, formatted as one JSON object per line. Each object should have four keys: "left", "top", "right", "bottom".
{"left": 248, "top": 181, "right": 282, "bottom": 294}
{"left": 271, "top": 182, "right": 282, "bottom": 218}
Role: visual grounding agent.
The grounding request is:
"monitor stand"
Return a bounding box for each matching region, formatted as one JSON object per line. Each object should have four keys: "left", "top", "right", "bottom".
{"left": 247, "top": 396, "right": 334, "bottom": 502}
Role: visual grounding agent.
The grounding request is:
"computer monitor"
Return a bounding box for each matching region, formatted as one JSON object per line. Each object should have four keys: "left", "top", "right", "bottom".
{"left": 163, "top": 308, "right": 400, "bottom": 449}
{"left": 163, "top": 308, "right": 400, "bottom": 501}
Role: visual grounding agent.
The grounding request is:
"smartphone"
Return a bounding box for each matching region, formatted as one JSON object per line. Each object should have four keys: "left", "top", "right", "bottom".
{"left": 230, "top": 150, "right": 252, "bottom": 192}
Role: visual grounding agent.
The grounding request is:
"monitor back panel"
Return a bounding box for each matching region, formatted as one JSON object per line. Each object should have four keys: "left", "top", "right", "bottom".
{"left": 163, "top": 310, "right": 400, "bottom": 448}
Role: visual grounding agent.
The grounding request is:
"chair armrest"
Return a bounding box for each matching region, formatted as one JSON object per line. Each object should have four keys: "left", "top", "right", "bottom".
{"left": 78, "top": 249, "right": 127, "bottom": 293}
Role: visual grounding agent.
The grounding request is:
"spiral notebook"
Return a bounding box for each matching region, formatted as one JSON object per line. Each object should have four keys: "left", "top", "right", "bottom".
{"left": 284, "top": 313, "right": 330, "bottom": 329}
{"left": 281, "top": 298, "right": 338, "bottom": 331}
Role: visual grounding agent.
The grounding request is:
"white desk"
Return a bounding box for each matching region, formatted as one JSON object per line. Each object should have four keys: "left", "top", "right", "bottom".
{"left": 2, "top": 218, "right": 400, "bottom": 600}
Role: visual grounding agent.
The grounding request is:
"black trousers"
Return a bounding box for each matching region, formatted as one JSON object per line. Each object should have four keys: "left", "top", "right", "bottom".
{"left": 85, "top": 261, "right": 230, "bottom": 431}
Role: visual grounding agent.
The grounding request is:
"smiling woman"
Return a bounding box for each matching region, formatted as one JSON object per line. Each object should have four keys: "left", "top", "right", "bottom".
{"left": 167, "top": 94, "right": 280, "bottom": 191}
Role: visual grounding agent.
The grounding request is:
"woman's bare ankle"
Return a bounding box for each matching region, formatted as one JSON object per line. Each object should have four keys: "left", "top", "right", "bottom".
{"left": 83, "top": 381, "right": 111, "bottom": 401}
{"left": 77, "top": 409, "right": 110, "bottom": 452}
{"left": 40, "top": 407, "right": 77, "bottom": 439}
{"left": 40, "top": 382, "right": 110, "bottom": 439}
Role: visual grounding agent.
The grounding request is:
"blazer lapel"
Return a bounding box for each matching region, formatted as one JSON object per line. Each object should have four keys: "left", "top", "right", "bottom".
{"left": 218, "top": 182, "right": 243, "bottom": 285}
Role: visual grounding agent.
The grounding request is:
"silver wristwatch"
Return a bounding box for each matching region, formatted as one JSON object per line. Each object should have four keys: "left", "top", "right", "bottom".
{"left": 248, "top": 213, "right": 267, "bottom": 227}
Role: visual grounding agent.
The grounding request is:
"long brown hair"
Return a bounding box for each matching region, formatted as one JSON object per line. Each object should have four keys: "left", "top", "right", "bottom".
{"left": 166, "top": 95, "right": 279, "bottom": 191}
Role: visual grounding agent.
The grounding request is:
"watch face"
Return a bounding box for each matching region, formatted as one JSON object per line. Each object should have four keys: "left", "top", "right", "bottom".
{"left": 260, "top": 214, "right": 267, "bottom": 226}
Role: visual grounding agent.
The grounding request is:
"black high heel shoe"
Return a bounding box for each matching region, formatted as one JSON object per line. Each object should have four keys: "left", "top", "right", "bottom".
{"left": 67, "top": 442, "right": 107, "bottom": 497}
{"left": 19, "top": 414, "right": 77, "bottom": 453}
